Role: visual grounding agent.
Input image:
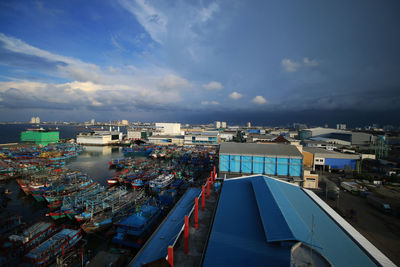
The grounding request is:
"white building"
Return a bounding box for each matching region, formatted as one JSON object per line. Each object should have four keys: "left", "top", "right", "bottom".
{"left": 121, "top": 120, "right": 129, "bottom": 125}
{"left": 215, "top": 121, "right": 221, "bottom": 129}
{"left": 90, "top": 119, "right": 95, "bottom": 125}
{"left": 76, "top": 131, "right": 123, "bottom": 145}
{"left": 30, "top": 117, "right": 36, "bottom": 123}
{"left": 221, "top": 122, "right": 227, "bottom": 128}
{"left": 155, "top": 123, "right": 181, "bottom": 135}
{"left": 336, "top": 124, "right": 346, "bottom": 130}
{"left": 247, "top": 122, "right": 251, "bottom": 128}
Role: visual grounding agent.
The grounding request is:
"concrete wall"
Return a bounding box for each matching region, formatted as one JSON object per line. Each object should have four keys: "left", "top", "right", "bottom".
{"left": 302, "top": 151, "right": 314, "bottom": 168}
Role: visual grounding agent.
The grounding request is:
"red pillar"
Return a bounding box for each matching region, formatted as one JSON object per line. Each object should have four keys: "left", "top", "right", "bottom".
{"left": 211, "top": 171, "right": 214, "bottom": 185}
{"left": 202, "top": 185, "right": 205, "bottom": 211}
{"left": 184, "top": 215, "right": 189, "bottom": 254}
{"left": 195, "top": 197, "right": 199, "bottom": 229}
{"left": 207, "top": 178, "right": 210, "bottom": 199}
{"left": 168, "top": 246, "right": 174, "bottom": 266}
{"left": 214, "top": 166, "right": 216, "bottom": 178}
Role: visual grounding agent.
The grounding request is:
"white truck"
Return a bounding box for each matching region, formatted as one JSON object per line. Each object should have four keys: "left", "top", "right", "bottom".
{"left": 340, "top": 181, "right": 360, "bottom": 194}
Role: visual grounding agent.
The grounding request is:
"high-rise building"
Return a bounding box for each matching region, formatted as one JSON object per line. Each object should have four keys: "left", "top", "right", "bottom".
{"left": 35, "top": 117, "right": 40, "bottom": 123}
{"left": 30, "top": 117, "right": 36, "bottom": 123}
{"left": 121, "top": 120, "right": 129, "bottom": 125}
{"left": 91, "top": 119, "right": 95, "bottom": 125}
{"left": 221, "top": 121, "right": 227, "bottom": 128}
{"left": 336, "top": 124, "right": 346, "bottom": 130}
{"left": 215, "top": 121, "right": 221, "bottom": 129}
{"left": 247, "top": 122, "right": 251, "bottom": 128}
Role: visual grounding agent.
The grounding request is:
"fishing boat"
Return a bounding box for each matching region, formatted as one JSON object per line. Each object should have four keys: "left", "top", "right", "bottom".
{"left": 8, "top": 221, "right": 56, "bottom": 254}
{"left": 112, "top": 205, "right": 161, "bottom": 248}
{"left": 106, "top": 178, "right": 119, "bottom": 186}
{"left": 81, "top": 190, "right": 145, "bottom": 234}
{"left": 24, "top": 228, "right": 82, "bottom": 266}
{"left": 130, "top": 179, "right": 144, "bottom": 189}
{"left": 149, "top": 174, "right": 174, "bottom": 190}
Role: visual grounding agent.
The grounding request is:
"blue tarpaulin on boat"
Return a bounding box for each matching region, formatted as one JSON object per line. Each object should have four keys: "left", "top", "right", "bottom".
{"left": 129, "top": 187, "right": 201, "bottom": 267}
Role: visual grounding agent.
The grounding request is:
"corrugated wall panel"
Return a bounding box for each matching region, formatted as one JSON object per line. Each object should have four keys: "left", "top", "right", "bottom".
{"left": 253, "top": 156, "right": 264, "bottom": 174}
{"left": 277, "top": 158, "right": 289, "bottom": 176}
{"left": 289, "top": 158, "right": 302, "bottom": 177}
{"left": 265, "top": 157, "right": 277, "bottom": 175}
{"left": 230, "top": 155, "right": 241, "bottom": 173}
{"left": 325, "top": 158, "right": 357, "bottom": 170}
{"left": 219, "top": 155, "right": 230, "bottom": 172}
{"left": 241, "top": 156, "right": 252, "bottom": 174}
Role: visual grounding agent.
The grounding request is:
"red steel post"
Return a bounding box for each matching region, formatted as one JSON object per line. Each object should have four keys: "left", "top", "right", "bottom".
{"left": 184, "top": 215, "right": 189, "bottom": 254}
{"left": 214, "top": 166, "right": 216, "bottom": 178}
{"left": 207, "top": 178, "right": 210, "bottom": 199}
{"left": 195, "top": 197, "right": 199, "bottom": 229}
{"left": 211, "top": 171, "right": 213, "bottom": 185}
{"left": 168, "top": 245, "right": 174, "bottom": 266}
{"left": 202, "top": 185, "right": 205, "bottom": 211}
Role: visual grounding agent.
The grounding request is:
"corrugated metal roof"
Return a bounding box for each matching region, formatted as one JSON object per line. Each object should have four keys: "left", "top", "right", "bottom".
{"left": 219, "top": 142, "right": 302, "bottom": 157}
{"left": 129, "top": 188, "right": 201, "bottom": 267}
{"left": 251, "top": 177, "right": 294, "bottom": 242}
{"left": 203, "top": 175, "right": 387, "bottom": 267}
{"left": 303, "top": 147, "right": 360, "bottom": 159}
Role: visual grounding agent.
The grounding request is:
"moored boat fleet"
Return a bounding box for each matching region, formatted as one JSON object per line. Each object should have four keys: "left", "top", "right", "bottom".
{"left": 0, "top": 143, "right": 217, "bottom": 266}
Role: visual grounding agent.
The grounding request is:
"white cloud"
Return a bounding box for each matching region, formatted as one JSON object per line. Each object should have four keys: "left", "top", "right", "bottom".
{"left": 281, "top": 57, "right": 320, "bottom": 72}
{"left": 252, "top": 95, "right": 267, "bottom": 104}
{"left": 202, "top": 81, "right": 223, "bottom": 91}
{"left": 201, "top": 100, "right": 219, "bottom": 105}
{"left": 229, "top": 91, "right": 243, "bottom": 100}
{"left": 118, "top": 0, "right": 167, "bottom": 44}
{"left": 303, "top": 57, "right": 319, "bottom": 67}
{"left": 0, "top": 34, "right": 197, "bottom": 109}
{"left": 281, "top": 58, "right": 301, "bottom": 72}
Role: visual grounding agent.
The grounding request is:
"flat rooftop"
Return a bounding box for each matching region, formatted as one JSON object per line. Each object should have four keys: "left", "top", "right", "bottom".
{"left": 219, "top": 142, "right": 302, "bottom": 157}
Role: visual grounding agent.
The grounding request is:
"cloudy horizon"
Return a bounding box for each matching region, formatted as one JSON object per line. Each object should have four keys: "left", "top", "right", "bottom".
{"left": 0, "top": 0, "right": 399, "bottom": 126}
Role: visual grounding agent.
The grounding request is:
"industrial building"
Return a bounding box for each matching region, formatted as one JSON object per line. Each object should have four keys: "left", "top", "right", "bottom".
{"left": 303, "top": 147, "right": 360, "bottom": 171}
{"left": 299, "top": 127, "right": 375, "bottom": 146}
{"left": 219, "top": 143, "right": 303, "bottom": 179}
{"left": 184, "top": 131, "right": 219, "bottom": 145}
{"left": 203, "top": 175, "right": 395, "bottom": 267}
{"left": 129, "top": 175, "right": 395, "bottom": 267}
{"left": 76, "top": 131, "right": 122, "bottom": 145}
{"left": 147, "top": 135, "right": 184, "bottom": 145}
{"left": 20, "top": 129, "right": 59, "bottom": 146}
{"left": 154, "top": 123, "right": 181, "bottom": 135}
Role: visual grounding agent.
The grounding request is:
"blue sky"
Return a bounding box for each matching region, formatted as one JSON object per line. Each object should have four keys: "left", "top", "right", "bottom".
{"left": 0, "top": 0, "right": 399, "bottom": 125}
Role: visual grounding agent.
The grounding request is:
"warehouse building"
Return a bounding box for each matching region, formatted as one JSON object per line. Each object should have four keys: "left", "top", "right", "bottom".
{"left": 303, "top": 147, "right": 360, "bottom": 171}
{"left": 202, "top": 175, "right": 395, "bottom": 267}
{"left": 20, "top": 129, "right": 59, "bottom": 146}
{"left": 184, "top": 131, "right": 219, "bottom": 146}
{"left": 147, "top": 135, "right": 184, "bottom": 145}
{"left": 219, "top": 143, "right": 303, "bottom": 179}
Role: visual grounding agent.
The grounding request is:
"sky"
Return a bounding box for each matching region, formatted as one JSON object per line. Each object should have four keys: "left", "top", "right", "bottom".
{"left": 0, "top": 0, "right": 399, "bottom": 126}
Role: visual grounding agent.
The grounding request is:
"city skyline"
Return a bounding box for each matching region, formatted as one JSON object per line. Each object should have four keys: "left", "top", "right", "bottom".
{"left": 0, "top": 1, "right": 399, "bottom": 125}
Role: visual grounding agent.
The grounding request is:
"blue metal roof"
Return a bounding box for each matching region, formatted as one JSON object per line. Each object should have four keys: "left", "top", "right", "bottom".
{"left": 203, "top": 177, "right": 290, "bottom": 267}
{"left": 203, "top": 175, "right": 379, "bottom": 267}
{"left": 129, "top": 187, "right": 201, "bottom": 267}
